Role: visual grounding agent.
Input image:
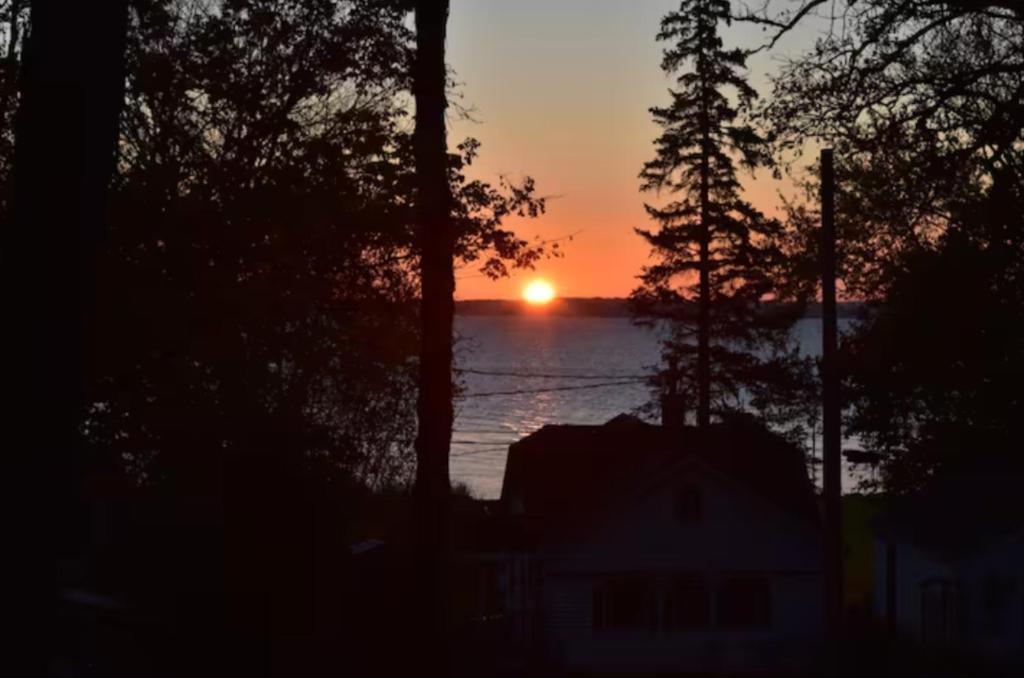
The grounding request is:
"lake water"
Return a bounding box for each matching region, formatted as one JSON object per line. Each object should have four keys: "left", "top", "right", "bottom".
{"left": 451, "top": 315, "right": 864, "bottom": 498}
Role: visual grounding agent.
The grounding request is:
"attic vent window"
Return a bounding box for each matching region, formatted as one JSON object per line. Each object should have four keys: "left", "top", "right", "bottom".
{"left": 675, "top": 485, "right": 702, "bottom": 523}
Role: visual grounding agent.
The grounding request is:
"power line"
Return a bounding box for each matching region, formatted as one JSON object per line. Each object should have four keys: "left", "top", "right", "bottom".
{"left": 457, "top": 368, "right": 652, "bottom": 380}
{"left": 450, "top": 428, "right": 519, "bottom": 435}
{"left": 451, "top": 446, "right": 509, "bottom": 458}
{"left": 459, "top": 379, "right": 646, "bottom": 398}
{"left": 450, "top": 439, "right": 516, "bottom": 445}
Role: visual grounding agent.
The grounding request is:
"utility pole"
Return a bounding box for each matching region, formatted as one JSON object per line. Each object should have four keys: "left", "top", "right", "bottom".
{"left": 820, "top": 148, "right": 843, "bottom": 675}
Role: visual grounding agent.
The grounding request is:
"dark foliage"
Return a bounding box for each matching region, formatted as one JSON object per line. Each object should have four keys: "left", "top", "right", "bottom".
{"left": 1, "top": 2, "right": 548, "bottom": 675}
{"left": 843, "top": 170, "right": 1024, "bottom": 491}
{"left": 94, "top": 0, "right": 422, "bottom": 492}
{"left": 76, "top": 0, "right": 547, "bottom": 494}
{"left": 756, "top": 0, "right": 1024, "bottom": 486}
{"left": 761, "top": 0, "right": 1024, "bottom": 298}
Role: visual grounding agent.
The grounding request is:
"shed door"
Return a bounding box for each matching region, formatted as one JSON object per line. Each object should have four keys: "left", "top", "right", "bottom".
{"left": 920, "top": 578, "right": 959, "bottom": 644}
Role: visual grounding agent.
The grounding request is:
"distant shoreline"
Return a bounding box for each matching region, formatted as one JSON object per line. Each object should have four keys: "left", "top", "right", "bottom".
{"left": 455, "top": 297, "right": 865, "bottom": 318}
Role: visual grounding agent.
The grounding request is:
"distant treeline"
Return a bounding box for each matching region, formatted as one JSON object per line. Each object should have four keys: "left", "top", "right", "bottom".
{"left": 456, "top": 298, "right": 865, "bottom": 318}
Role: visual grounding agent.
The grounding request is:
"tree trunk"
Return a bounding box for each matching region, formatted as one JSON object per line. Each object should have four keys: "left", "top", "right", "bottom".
{"left": 3, "top": 0, "right": 129, "bottom": 672}
{"left": 412, "top": 0, "right": 453, "bottom": 672}
{"left": 697, "top": 55, "right": 712, "bottom": 429}
{"left": 697, "top": 143, "right": 711, "bottom": 427}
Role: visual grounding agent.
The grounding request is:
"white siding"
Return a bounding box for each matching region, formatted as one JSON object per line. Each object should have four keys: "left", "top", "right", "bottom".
{"left": 523, "top": 462, "right": 824, "bottom": 673}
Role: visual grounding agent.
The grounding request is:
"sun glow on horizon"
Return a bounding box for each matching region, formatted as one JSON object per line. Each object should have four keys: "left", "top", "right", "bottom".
{"left": 523, "top": 279, "right": 556, "bottom": 305}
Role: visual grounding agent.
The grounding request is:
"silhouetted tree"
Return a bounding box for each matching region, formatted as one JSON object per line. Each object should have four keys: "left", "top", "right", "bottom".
{"left": 740, "top": 0, "right": 1022, "bottom": 49}
{"left": 749, "top": 0, "right": 1023, "bottom": 489}
{"left": 744, "top": 1, "right": 1024, "bottom": 491}
{"left": 20, "top": 2, "right": 543, "bottom": 674}
{"left": 83, "top": 0, "right": 545, "bottom": 492}
{"left": 758, "top": 0, "right": 1024, "bottom": 296}
{"left": 94, "top": 0, "right": 421, "bottom": 492}
{"left": 3, "top": 0, "right": 129, "bottom": 673}
{"left": 633, "top": 0, "right": 805, "bottom": 428}
{"left": 841, "top": 164, "right": 1024, "bottom": 492}
{"left": 412, "top": 0, "right": 453, "bottom": 671}
{"left": 84, "top": 22, "right": 421, "bottom": 667}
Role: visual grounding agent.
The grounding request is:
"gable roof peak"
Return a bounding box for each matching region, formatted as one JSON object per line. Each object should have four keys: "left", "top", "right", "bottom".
{"left": 603, "top": 413, "right": 650, "bottom": 429}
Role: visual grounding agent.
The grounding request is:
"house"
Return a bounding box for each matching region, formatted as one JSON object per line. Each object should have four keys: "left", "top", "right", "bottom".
{"left": 493, "top": 413, "right": 824, "bottom": 675}
{"left": 872, "top": 475, "right": 1024, "bottom": 662}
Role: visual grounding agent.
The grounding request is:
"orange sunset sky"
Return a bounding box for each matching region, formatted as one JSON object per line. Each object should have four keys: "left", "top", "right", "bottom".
{"left": 447, "top": 0, "right": 819, "bottom": 300}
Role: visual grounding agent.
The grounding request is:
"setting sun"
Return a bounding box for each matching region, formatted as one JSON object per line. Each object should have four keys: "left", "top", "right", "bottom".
{"left": 523, "top": 279, "right": 556, "bottom": 305}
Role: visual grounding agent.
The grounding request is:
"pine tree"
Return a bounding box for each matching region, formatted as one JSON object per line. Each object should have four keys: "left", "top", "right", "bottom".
{"left": 634, "top": 0, "right": 800, "bottom": 428}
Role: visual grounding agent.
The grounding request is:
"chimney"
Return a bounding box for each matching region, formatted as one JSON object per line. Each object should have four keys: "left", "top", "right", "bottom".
{"left": 661, "top": 356, "right": 686, "bottom": 433}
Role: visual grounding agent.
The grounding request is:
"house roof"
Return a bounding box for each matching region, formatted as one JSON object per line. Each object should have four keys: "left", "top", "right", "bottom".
{"left": 500, "top": 414, "right": 819, "bottom": 537}
{"left": 872, "top": 474, "right": 1024, "bottom": 561}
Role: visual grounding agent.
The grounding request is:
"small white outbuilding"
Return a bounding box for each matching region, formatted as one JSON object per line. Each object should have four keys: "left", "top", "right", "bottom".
{"left": 873, "top": 475, "right": 1024, "bottom": 662}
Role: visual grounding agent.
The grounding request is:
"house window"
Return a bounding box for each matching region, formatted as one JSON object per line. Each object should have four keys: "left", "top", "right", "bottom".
{"left": 665, "top": 576, "right": 710, "bottom": 630}
{"left": 982, "top": 574, "right": 1014, "bottom": 637}
{"left": 716, "top": 577, "right": 772, "bottom": 629}
{"left": 593, "top": 578, "right": 656, "bottom": 630}
{"left": 675, "top": 485, "right": 702, "bottom": 523}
